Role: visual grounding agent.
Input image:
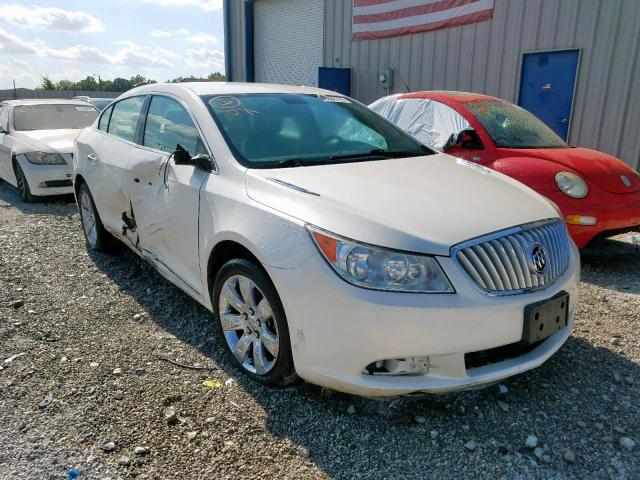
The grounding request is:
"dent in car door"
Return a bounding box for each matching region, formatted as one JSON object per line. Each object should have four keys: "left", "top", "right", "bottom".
{"left": 126, "top": 95, "right": 209, "bottom": 296}
{"left": 87, "top": 97, "right": 146, "bottom": 236}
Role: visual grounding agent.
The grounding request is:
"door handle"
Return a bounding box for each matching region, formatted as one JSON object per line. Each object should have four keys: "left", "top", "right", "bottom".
{"left": 559, "top": 118, "right": 569, "bottom": 125}
{"left": 87, "top": 153, "right": 97, "bottom": 162}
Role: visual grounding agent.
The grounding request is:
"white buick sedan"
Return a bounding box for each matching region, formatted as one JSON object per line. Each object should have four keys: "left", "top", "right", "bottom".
{"left": 73, "top": 82, "right": 580, "bottom": 397}
{"left": 0, "top": 99, "right": 99, "bottom": 202}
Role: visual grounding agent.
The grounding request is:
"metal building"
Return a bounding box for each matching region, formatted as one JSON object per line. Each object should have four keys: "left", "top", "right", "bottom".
{"left": 224, "top": 0, "right": 640, "bottom": 169}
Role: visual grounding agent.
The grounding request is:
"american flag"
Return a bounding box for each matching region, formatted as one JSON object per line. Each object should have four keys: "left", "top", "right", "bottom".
{"left": 352, "top": 0, "right": 495, "bottom": 41}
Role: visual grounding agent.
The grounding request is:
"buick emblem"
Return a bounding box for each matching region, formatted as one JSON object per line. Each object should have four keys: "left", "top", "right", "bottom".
{"left": 621, "top": 175, "right": 632, "bottom": 187}
{"left": 528, "top": 243, "right": 548, "bottom": 275}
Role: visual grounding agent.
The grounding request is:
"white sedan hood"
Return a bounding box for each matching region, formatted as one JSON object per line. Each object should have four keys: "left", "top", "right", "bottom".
{"left": 246, "top": 154, "right": 558, "bottom": 256}
{"left": 12, "top": 129, "right": 81, "bottom": 154}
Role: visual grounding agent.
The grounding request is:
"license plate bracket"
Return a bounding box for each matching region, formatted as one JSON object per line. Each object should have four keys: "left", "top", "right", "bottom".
{"left": 522, "top": 291, "right": 569, "bottom": 344}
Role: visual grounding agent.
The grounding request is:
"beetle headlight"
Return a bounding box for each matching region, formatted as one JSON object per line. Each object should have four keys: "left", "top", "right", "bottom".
{"left": 555, "top": 171, "right": 588, "bottom": 199}
{"left": 308, "top": 226, "right": 454, "bottom": 293}
{"left": 24, "top": 152, "right": 66, "bottom": 165}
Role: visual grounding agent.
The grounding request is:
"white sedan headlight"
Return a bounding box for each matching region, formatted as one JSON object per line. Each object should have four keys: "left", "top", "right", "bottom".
{"left": 308, "top": 226, "right": 454, "bottom": 293}
{"left": 24, "top": 152, "right": 66, "bottom": 165}
{"left": 555, "top": 171, "right": 588, "bottom": 199}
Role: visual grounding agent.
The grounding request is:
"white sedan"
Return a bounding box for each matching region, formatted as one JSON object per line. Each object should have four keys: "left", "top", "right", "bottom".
{"left": 0, "top": 99, "right": 99, "bottom": 202}
{"left": 73, "top": 82, "right": 580, "bottom": 397}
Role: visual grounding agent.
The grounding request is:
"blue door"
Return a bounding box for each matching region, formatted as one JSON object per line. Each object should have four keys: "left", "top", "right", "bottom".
{"left": 518, "top": 49, "right": 580, "bottom": 141}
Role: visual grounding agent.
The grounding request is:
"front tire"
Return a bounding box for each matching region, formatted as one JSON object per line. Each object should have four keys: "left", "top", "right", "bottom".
{"left": 212, "top": 259, "right": 297, "bottom": 387}
{"left": 14, "top": 162, "right": 35, "bottom": 203}
{"left": 77, "top": 183, "right": 117, "bottom": 252}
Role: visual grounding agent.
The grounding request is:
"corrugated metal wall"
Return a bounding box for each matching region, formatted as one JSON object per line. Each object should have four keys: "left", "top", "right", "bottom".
{"left": 254, "top": 0, "right": 325, "bottom": 86}
{"left": 228, "top": 0, "right": 640, "bottom": 169}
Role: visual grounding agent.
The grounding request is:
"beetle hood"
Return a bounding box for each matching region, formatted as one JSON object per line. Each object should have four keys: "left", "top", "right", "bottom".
{"left": 245, "top": 153, "right": 559, "bottom": 256}
{"left": 497, "top": 146, "right": 640, "bottom": 194}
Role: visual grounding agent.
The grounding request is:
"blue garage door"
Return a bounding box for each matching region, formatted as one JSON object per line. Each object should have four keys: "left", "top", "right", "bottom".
{"left": 518, "top": 49, "right": 580, "bottom": 141}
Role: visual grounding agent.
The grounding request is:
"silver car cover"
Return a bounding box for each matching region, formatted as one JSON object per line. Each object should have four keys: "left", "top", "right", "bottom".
{"left": 369, "top": 95, "right": 471, "bottom": 151}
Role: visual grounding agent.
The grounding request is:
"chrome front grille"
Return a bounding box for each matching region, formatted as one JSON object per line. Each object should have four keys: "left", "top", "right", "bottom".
{"left": 453, "top": 219, "right": 571, "bottom": 295}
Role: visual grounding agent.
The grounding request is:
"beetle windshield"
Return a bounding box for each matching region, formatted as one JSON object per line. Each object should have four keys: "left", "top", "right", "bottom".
{"left": 201, "top": 93, "right": 432, "bottom": 168}
{"left": 464, "top": 100, "right": 567, "bottom": 149}
{"left": 13, "top": 104, "right": 99, "bottom": 131}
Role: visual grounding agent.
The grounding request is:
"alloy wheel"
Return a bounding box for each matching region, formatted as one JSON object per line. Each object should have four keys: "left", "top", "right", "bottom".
{"left": 15, "top": 167, "right": 26, "bottom": 197}
{"left": 80, "top": 189, "right": 98, "bottom": 247}
{"left": 218, "top": 274, "right": 280, "bottom": 375}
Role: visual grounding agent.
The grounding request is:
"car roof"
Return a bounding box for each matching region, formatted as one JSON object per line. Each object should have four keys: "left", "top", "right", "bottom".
{"left": 1, "top": 98, "right": 98, "bottom": 108}
{"left": 396, "top": 91, "right": 500, "bottom": 105}
{"left": 121, "top": 81, "right": 343, "bottom": 98}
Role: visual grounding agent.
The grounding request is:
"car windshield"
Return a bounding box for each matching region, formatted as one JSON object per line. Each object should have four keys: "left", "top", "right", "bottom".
{"left": 202, "top": 93, "right": 431, "bottom": 168}
{"left": 464, "top": 100, "right": 567, "bottom": 149}
{"left": 13, "top": 104, "right": 99, "bottom": 131}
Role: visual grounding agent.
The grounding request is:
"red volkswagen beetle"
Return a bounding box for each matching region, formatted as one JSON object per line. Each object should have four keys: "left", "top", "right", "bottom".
{"left": 370, "top": 92, "right": 640, "bottom": 248}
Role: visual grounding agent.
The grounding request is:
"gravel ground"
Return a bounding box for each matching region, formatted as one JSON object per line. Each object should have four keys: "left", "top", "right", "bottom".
{"left": 0, "top": 180, "right": 639, "bottom": 480}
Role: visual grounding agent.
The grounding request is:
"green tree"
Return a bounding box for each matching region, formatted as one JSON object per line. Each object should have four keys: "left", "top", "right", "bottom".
{"left": 112, "top": 78, "right": 130, "bottom": 91}
{"left": 56, "top": 79, "right": 76, "bottom": 91}
{"left": 207, "top": 72, "right": 226, "bottom": 81}
{"left": 76, "top": 76, "right": 98, "bottom": 91}
{"left": 39, "top": 75, "right": 57, "bottom": 90}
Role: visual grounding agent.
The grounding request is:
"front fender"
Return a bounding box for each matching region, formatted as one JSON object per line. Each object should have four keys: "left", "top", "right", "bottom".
{"left": 489, "top": 156, "right": 574, "bottom": 192}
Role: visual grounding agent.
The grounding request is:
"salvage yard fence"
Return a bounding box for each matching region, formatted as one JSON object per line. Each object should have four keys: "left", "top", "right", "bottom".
{"left": 0, "top": 88, "right": 121, "bottom": 101}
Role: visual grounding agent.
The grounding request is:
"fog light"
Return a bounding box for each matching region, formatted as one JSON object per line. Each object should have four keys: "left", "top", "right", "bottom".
{"left": 363, "top": 356, "right": 430, "bottom": 376}
{"left": 566, "top": 215, "right": 597, "bottom": 226}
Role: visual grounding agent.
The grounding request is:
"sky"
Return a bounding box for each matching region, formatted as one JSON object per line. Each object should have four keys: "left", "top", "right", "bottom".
{"left": 0, "top": 0, "right": 225, "bottom": 89}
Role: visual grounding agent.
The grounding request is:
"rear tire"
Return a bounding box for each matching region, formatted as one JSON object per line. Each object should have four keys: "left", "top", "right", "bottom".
{"left": 77, "top": 183, "right": 117, "bottom": 252}
{"left": 212, "top": 259, "right": 298, "bottom": 387}
{"left": 13, "top": 162, "right": 36, "bottom": 203}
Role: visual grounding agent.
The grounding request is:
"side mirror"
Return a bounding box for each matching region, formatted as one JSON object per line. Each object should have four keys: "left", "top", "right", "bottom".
{"left": 190, "top": 153, "right": 214, "bottom": 172}
{"left": 453, "top": 130, "right": 483, "bottom": 150}
{"left": 173, "top": 145, "right": 213, "bottom": 171}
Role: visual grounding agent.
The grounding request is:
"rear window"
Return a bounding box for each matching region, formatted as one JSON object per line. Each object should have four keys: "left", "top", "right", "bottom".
{"left": 108, "top": 96, "right": 145, "bottom": 142}
{"left": 13, "top": 104, "right": 99, "bottom": 131}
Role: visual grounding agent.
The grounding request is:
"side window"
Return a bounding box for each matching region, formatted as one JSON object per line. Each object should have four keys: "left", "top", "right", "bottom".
{"left": 108, "top": 96, "right": 145, "bottom": 142}
{"left": 143, "top": 96, "right": 202, "bottom": 155}
{"left": 98, "top": 104, "right": 113, "bottom": 132}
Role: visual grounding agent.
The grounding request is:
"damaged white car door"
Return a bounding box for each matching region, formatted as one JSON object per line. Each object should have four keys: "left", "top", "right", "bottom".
{"left": 0, "top": 104, "right": 11, "bottom": 181}
{"left": 88, "top": 96, "right": 146, "bottom": 233}
{"left": 125, "top": 94, "right": 210, "bottom": 296}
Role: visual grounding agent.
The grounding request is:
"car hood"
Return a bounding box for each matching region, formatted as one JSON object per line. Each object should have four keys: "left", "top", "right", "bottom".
{"left": 12, "top": 129, "right": 81, "bottom": 154}
{"left": 245, "top": 154, "right": 558, "bottom": 256}
{"left": 497, "top": 146, "right": 640, "bottom": 194}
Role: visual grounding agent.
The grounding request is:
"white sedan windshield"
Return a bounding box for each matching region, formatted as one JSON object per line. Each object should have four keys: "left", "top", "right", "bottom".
{"left": 14, "top": 104, "right": 99, "bottom": 131}
{"left": 202, "top": 93, "right": 430, "bottom": 168}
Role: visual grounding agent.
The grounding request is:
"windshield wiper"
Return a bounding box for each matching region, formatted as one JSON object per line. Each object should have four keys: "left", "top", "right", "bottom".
{"left": 330, "top": 147, "right": 432, "bottom": 161}
{"left": 275, "top": 158, "right": 306, "bottom": 168}
{"left": 329, "top": 149, "right": 389, "bottom": 161}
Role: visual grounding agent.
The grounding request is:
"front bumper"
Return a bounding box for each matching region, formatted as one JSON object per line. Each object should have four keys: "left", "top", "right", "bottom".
{"left": 269, "top": 242, "right": 580, "bottom": 397}
{"left": 542, "top": 188, "right": 640, "bottom": 248}
{"left": 17, "top": 154, "right": 74, "bottom": 196}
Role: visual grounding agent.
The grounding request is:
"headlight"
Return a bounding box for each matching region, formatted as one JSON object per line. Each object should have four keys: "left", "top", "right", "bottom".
{"left": 24, "top": 152, "right": 66, "bottom": 165}
{"left": 308, "top": 226, "right": 454, "bottom": 293}
{"left": 555, "top": 171, "right": 588, "bottom": 199}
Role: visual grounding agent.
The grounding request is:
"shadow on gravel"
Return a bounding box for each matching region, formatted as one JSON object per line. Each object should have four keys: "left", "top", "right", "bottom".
{"left": 88, "top": 243, "right": 640, "bottom": 478}
{"left": 0, "top": 181, "right": 76, "bottom": 216}
{"left": 581, "top": 235, "right": 640, "bottom": 294}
